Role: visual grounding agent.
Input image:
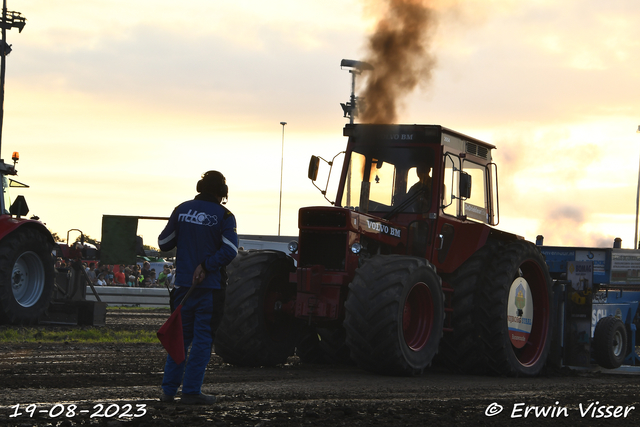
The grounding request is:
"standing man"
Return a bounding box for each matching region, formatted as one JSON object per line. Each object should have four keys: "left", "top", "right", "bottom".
{"left": 113, "top": 265, "right": 126, "bottom": 286}
{"left": 141, "top": 261, "right": 152, "bottom": 283}
{"left": 158, "top": 170, "right": 238, "bottom": 405}
{"left": 86, "top": 262, "right": 97, "bottom": 285}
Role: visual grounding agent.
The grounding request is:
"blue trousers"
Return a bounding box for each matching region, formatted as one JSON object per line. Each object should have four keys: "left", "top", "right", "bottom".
{"left": 161, "top": 286, "right": 225, "bottom": 396}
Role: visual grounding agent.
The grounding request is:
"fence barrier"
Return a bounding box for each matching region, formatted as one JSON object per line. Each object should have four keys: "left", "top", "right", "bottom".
{"left": 84, "top": 286, "right": 170, "bottom": 307}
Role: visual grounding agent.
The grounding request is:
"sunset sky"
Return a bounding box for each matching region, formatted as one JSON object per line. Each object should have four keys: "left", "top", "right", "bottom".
{"left": 3, "top": 0, "right": 640, "bottom": 249}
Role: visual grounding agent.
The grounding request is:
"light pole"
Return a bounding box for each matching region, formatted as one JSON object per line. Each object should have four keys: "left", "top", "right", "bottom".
{"left": 0, "top": 1, "right": 25, "bottom": 157}
{"left": 635, "top": 126, "right": 640, "bottom": 249}
{"left": 278, "top": 122, "right": 287, "bottom": 236}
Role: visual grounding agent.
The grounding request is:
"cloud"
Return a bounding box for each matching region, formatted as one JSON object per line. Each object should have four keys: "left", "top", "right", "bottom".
{"left": 10, "top": 1, "right": 368, "bottom": 133}
{"left": 400, "top": 0, "right": 640, "bottom": 127}
{"left": 3, "top": 0, "right": 640, "bottom": 249}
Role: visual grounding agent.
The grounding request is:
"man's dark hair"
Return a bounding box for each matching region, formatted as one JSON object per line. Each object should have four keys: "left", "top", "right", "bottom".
{"left": 197, "top": 170, "right": 228, "bottom": 200}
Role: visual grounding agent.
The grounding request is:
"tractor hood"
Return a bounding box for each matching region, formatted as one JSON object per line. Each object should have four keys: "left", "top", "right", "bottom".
{"left": 297, "top": 206, "right": 408, "bottom": 272}
{"left": 299, "top": 206, "right": 406, "bottom": 245}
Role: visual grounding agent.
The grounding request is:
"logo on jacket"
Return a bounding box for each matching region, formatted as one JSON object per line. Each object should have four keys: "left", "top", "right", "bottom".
{"left": 178, "top": 209, "right": 218, "bottom": 226}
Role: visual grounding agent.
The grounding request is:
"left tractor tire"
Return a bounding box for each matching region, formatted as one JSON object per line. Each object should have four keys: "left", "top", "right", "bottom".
{"left": 0, "top": 227, "right": 54, "bottom": 325}
{"left": 214, "top": 250, "right": 298, "bottom": 367}
{"left": 476, "top": 240, "right": 553, "bottom": 376}
{"left": 344, "top": 255, "right": 444, "bottom": 376}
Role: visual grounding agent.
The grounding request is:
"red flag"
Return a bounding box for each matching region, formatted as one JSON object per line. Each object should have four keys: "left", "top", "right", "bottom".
{"left": 157, "top": 305, "right": 185, "bottom": 365}
{"left": 158, "top": 269, "right": 204, "bottom": 365}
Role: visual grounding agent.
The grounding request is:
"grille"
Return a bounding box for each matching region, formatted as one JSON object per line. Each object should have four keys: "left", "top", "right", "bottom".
{"left": 300, "top": 210, "right": 347, "bottom": 228}
{"left": 466, "top": 142, "right": 489, "bottom": 159}
{"left": 299, "top": 231, "right": 347, "bottom": 271}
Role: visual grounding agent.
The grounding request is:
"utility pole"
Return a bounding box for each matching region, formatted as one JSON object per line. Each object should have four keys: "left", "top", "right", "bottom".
{"left": 0, "top": 0, "right": 25, "bottom": 157}
{"left": 278, "top": 122, "right": 287, "bottom": 236}
{"left": 635, "top": 126, "right": 640, "bottom": 248}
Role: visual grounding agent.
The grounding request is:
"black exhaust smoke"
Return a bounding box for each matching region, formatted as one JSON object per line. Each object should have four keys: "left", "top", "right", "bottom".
{"left": 360, "top": 0, "right": 440, "bottom": 124}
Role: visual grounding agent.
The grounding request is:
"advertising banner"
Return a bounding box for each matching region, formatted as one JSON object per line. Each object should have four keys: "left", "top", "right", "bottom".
{"left": 610, "top": 250, "right": 640, "bottom": 285}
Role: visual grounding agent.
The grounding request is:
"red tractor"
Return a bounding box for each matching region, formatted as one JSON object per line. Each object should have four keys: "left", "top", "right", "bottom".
{"left": 215, "top": 62, "right": 553, "bottom": 376}
{"left": 0, "top": 154, "right": 56, "bottom": 325}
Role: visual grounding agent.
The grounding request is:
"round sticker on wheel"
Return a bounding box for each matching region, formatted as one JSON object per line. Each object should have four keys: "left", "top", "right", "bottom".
{"left": 507, "top": 277, "right": 533, "bottom": 349}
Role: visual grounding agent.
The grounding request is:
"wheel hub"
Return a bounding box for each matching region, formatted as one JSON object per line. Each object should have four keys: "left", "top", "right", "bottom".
{"left": 507, "top": 277, "right": 534, "bottom": 349}
{"left": 402, "top": 281, "right": 433, "bottom": 351}
{"left": 12, "top": 271, "right": 24, "bottom": 288}
{"left": 612, "top": 330, "right": 623, "bottom": 357}
{"left": 11, "top": 251, "right": 45, "bottom": 308}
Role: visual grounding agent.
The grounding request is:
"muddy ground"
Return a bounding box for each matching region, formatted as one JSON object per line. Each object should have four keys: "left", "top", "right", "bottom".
{"left": 0, "top": 309, "right": 639, "bottom": 427}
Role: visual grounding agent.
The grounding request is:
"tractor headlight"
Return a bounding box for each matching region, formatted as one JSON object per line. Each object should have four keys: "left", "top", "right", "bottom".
{"left": 350, "top": 242, "right": 363, "bottom": 254}
{"left": 288, "top": 240, "right": 299, "bottom": 254}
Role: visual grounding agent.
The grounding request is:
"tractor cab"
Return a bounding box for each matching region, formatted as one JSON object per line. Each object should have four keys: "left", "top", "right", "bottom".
{"left": 332, "top": 124, "right": 498, "bottom": 225}
{"left": 309, "top": 123, "right": 500, "bottom": 274}
{"left": 338, "top": 127, "right": 436, "bottom": 216}
{"left": 0, "top": 152, "right": 29, "bottom": 218}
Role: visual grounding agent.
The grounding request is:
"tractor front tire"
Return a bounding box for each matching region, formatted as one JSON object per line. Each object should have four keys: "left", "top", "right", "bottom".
{"left": 477, "top": 240, "right": 553, "bottom": 376}
{"left": 344, "top": 255, "right": 444, "bottom": 376}
{"left": 593, "top": 316, "right": 627, "bottom": 369}
{"left": 0, "top": 228, "right": 54, "bottom": 325}
{"left": 214, "top": 250, "right": 298, "bottom": 367}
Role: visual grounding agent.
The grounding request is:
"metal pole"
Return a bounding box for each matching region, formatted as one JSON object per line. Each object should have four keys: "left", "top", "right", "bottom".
{"left": 0, "top": 0, "right": 7, "bottom": 156}
{"left": 635, "top": 128, "right": 640, "bottom": 249}
{"left": 635, "top": 169, "right": 639, "bottom": 249}
{"left": 349, "top": 71, "right": 356, "bottom": 125}
{"left": 278, "top": 122, "right": 287, "bottom": 236}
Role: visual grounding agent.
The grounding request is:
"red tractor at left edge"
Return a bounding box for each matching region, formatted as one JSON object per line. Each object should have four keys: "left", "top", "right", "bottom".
{"left": 0, "top": 153, "right": 56, "bottom": 324}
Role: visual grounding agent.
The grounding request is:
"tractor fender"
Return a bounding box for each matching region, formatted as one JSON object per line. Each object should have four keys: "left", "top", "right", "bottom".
{"left": 0, "top": 215, "right": 55, "bottom": 245}
{"left": 488, "top": 227, "right": 523, "bottom": 244}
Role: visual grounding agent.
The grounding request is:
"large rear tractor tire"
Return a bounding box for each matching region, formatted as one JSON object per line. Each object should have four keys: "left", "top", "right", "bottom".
{"left": 436, "top": 242, "right": 498, "bottom": 374}
{"left": 477, "top": 240, "right": 553, "bottom": 376}
{"left": 214, "top": 250, "right": 298, "bottom": 366}
{"left": 0, "top": 227, "right": 54, "bottom": 325}
{"left": 344, "top": 255, "right": 444, "bottom": 376}
{"left": 593, "top": 316, "right": 627, "bottom": 369}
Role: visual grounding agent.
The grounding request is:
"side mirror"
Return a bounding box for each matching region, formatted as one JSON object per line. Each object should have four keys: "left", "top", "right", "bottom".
{"left": 9, "top": 195, "right": 29, "bottom": 218}
{"left": 308, "top": 156, "right": 320, "bottom": 181}
{"left": 459, "top": 172, "right": 472, "bottom": 200}
{"left": 307, "top": 151, "right": 344, "bottom": 206}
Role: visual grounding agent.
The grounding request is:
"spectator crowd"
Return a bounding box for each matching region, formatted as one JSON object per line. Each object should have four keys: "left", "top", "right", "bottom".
{"left": 54, "top": 259, "right": 176, "bottom": 288}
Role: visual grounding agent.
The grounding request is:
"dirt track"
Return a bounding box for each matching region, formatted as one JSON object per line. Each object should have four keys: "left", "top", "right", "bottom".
{"left": 1, "top": 309, "right": 639, "bottom": 426}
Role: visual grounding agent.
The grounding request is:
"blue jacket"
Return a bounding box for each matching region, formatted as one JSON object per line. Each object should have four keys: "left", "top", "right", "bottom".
{"left": 158, "top": 194, "right": 238, "bottom": 289}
